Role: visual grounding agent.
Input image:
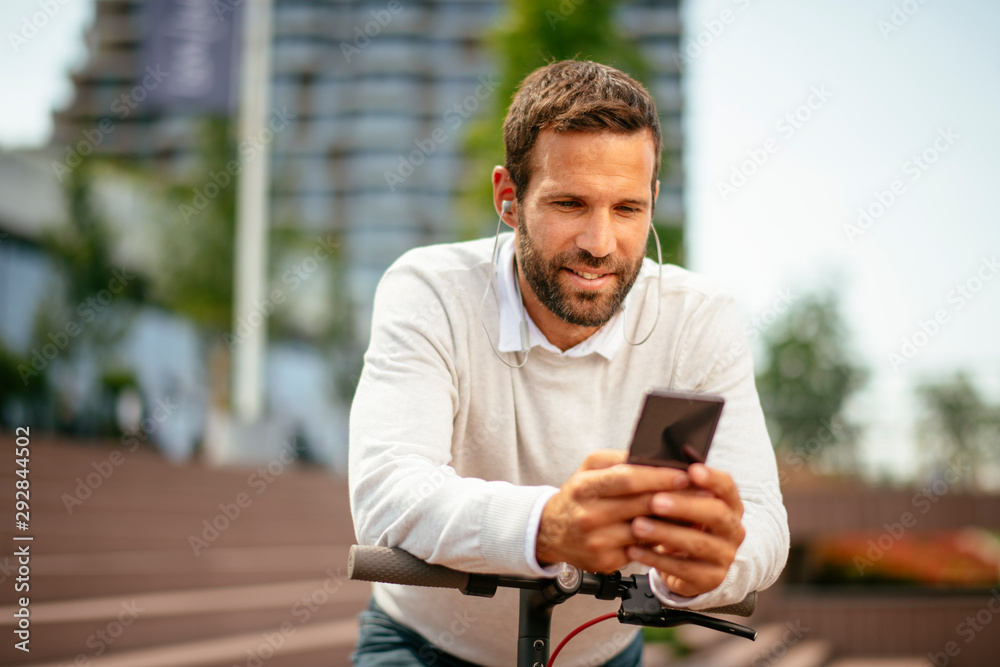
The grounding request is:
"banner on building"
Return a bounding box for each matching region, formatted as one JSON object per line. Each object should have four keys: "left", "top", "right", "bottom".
{"left": 142, "top": 0, "right": 243, "bottom": 114}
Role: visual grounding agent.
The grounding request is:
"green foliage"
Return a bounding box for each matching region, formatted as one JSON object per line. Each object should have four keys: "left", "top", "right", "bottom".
{"left": 916, "top": 372, "right": 1000, "bottom": 486}
{"left": 458, "top": 0, "right": 675, "bottom": 258}
{"left": 0, "top": 335, "right": 46, "bottom": 407}
{"left": 156, "top": 117, "right": 237, "bottom": 332}
{"left": 642, "top": 626, "right": 691, "bottom": 655}
{"left": 755, "top": 291, "right": 868, "bottom": 469}
{"left": 652, "top": 222, "right": 684, "bottom": 268}
{"left": 39, "top": 157, "right": 143, "bottom": 350}
{"left": 101, "top": 368, "right": 139, "bottom": 393}
{"left": 154, "top": 118, "right": 353, "bottom": 348}
{"left": 268, "top": 225, "right": 353, "bottom": 346}
{"left": 44, "top": 158, "right": 143, "bottom": 305}
{"left": 22, "top": 155, "right": 143, "bottom": 401}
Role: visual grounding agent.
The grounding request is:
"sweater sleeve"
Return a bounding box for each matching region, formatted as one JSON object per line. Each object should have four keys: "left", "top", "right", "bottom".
{"left": 349, "top": 256, "right": 555, "bottom": 576}
{"left": 651, "top": 291, "right": 790, "bottom": 609}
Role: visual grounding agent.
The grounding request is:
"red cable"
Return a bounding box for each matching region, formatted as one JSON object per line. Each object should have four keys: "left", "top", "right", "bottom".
{"left": 546, "top": 612, "right": 618, "bottom": 667}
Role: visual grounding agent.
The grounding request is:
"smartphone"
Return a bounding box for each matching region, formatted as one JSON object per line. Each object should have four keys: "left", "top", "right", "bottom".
{"left": 627, "top": 389, "right": 725, "bottom": 470}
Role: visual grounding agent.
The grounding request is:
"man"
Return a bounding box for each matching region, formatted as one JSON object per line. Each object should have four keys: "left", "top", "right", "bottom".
{"left": 350, "top": 60, "right": 789, "bottom": 666}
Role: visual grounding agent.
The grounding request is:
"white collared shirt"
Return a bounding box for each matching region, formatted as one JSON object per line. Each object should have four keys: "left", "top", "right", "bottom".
{"left": 494, "top": 234, "right": 633, "bottom": 360}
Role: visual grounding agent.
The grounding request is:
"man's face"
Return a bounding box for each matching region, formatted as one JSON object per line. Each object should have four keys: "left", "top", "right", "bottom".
{"left": 515, "top": 129, "right": 657, "bottom": 329}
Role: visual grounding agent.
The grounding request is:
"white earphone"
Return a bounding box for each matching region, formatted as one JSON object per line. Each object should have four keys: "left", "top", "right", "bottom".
{"left": 480, "top": 198, "right": 531, "bottom": 368}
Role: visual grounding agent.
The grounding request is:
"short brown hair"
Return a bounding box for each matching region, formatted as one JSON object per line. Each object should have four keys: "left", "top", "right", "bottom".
{"left": 503, "top": 60, "right": 662, "bottom": 202}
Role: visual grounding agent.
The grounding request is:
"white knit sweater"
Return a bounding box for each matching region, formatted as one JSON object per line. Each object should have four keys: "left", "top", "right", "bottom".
{"left": 349, "top": 235, "right": 789, "bottom": 666}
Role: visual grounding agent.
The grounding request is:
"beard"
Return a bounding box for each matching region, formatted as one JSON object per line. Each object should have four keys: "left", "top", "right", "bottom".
{"left": 516, "top": 213, "right": 645, "bottom": 328}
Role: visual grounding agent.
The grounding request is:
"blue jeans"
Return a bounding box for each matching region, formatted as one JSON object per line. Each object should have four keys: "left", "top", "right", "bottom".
{"left": 352, "top": 599, "right": 643, "bottom": 667}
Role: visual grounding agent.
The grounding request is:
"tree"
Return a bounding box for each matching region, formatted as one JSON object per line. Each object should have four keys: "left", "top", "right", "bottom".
{"left": 156, "top": 117, "right": 237, "bottom": 332}
{"left": 458, "top": 0, "right": 684, "bottom": 263}
{"left": 754, "top": 291, "right": 868, "bottom": 472}
{"left": 153, "top": 118, "right": 355, "bottom": 413}
{"left": 916, "top": 372, "right": 1000, "bottom": 488}
{"left": 28, "top": 157, "right": 146, "bottom": 433}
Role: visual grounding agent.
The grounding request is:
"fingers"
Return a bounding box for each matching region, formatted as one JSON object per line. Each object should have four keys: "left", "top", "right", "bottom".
{"left": 626, "top": 546, "right": 730, "bottom": 597}
{"left": 537, "top": 456, "right": 732, "bottom": 574}
{"left": 537, "top": 491, "right": 643, "bottom": 572}
{"left": 630, "top": 516, "right": 739, "bottom": 565}
{"left": 643, "top": 491, "right": 744, "bottom": 540}
{"left": 572, "top": 462, "right": 688, "bottom": 501}
{"left": 578, "top": 492, "right": 661, "bottom": 528}
{"left": 687, "top": 464, "right": 743, "bottom": 515}
{"left": 623, "top": 465, "right": 746, "bottom": 597}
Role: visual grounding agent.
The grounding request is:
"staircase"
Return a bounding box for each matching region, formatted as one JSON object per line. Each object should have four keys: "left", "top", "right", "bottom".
{"left": 1, "top": 436, "right": 370, "bottom": 666}
{"left": 641, "top": 624, "right": 933, "bottom": 667}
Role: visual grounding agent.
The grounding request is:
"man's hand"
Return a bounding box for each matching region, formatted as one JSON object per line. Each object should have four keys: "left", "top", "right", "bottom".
{"left": 536, "top": 450, "right": 688, "bottom": 573}
{"left": 626, "top": 463, "right": 745, "bottom": 597}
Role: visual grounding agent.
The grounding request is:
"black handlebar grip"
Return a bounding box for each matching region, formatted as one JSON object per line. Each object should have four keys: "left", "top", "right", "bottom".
{"left": 700, "top": 590, "right": 757, "bottom": 617}
{"left": 348, "top": 546, "right": 471, "bottom": 590}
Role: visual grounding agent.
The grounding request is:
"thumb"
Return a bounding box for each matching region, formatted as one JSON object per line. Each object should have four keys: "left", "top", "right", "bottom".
{"left": 580, "top": 449, "right": 627, "bottom": 471}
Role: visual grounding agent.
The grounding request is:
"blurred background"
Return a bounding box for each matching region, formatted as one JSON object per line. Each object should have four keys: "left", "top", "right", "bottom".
{"left": 1, "top": 0, "right": 998, "bottom": 665}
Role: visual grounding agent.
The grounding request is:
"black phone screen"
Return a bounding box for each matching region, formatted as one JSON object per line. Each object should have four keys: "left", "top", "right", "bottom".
{"left": 627, "top": 389, "right": 725, "bottom": 470}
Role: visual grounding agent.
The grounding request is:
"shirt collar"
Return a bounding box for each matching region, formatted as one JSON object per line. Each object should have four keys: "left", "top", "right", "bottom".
{"left": 494, "top": 234, "right": 629, "bottom": 360}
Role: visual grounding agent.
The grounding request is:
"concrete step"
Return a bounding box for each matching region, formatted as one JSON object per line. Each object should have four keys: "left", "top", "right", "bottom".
{"left": 19, "top": 617, "right": 359, "bottom": 667}
{"left": 21, "top": 544, "right": 354, "bottom": 601}
{"left": 670, "top": 622, "right": 788, "bottom": 667}
{"left": 771, "top": 639, "right": 834, "bottom": 667}
{"left": 827, "top": 659, "right": 932, "bottom": 667}
{"left": 1, "top": 438, "right": 366, "bottom": 667}
{"left": 1, "top": 578, "right": 373, "bottom": 662}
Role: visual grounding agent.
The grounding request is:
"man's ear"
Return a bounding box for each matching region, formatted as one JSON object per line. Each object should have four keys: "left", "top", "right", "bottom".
{"left": 492, "top": 166, "right": 517, "bottom": 230}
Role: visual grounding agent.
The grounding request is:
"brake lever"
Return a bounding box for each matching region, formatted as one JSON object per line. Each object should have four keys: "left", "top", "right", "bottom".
{"left": 616, "top": 574, "right": 757, "bottom": 641}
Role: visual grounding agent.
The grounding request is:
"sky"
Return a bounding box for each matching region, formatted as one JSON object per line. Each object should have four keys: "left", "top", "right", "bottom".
{"left": 684, "top": 0, "right": 1000, "bottom": 480}
{"left": 1, "top": 0, "right": 997, "bottom": 482}
{"left": 0, "top": 0, "right": 93, "bottom": 149}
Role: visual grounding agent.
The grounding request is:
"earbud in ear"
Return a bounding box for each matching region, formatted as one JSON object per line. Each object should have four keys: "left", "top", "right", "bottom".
{"left": 502, "top": 200, "right": 512, "bottom": 215}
